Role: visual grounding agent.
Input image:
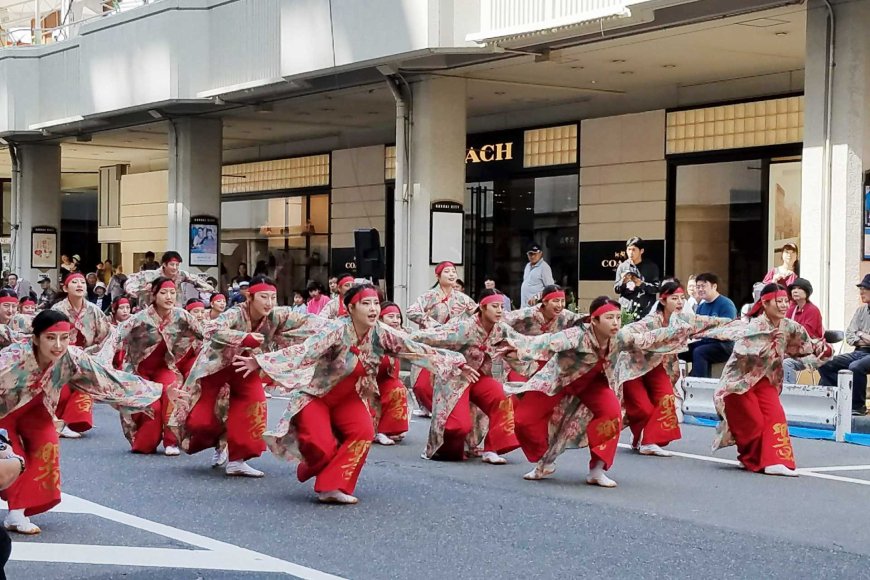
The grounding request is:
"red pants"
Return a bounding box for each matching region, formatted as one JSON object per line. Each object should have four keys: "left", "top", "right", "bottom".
{"left": 623, "top": 364, "right": 681, "bottom": 447}
{"left": 293, "top": 366, "right": 374, "bottom": 494}
{"left": 377, "top": 377, "right": 409, "bottom": 436}
{"left": 438, "top": 376, "right": 519, "bottom": 461}
{"left": 413, "top": 369, "right": 433, "bottom": 413}
{"left": 515, "top": 371, "right": 621, "bottom": 469}
{"left": 506, "top": 361, "right": 546, "bottom": 383}
{"left": 55, "top": 386, "right": 94, "bottom": 433}
{"left": 723, "top": 378, "right": 795, "bottom": 472}
{"left": 185, "top": 366, "right": 267, "bottom": 461}
{"left": 130, "top": 344, "right": 178, "bottom": 453}
{"left": 0, "top": 396, "right": 61, "bottom": 516}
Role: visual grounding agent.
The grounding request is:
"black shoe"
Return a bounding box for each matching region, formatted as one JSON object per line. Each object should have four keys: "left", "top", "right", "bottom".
{"left": 852, "top": 408, "right": 868, "bottom": 416}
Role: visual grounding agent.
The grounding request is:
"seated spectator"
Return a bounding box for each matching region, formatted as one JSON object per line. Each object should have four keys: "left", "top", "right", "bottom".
{"left": 763, "top": 242, "right": 799, "bottom": 287}
{"left": 89, "top": 281, "right": 111, "bottom": 314}
{"left": 678, "top": 272, "right": 738, "bottom": 377}
{"left": 291, "top": 291, "right": 308, "bottom": 314}
{"left": 819, "top": 274, "right": 870, "bottom": 415}
{"left": 230, "top": 281, "right": 249, "bottom": 306}
{"left": 685, "top": 274, "right": 699, "bottom": 313}
{"left": 782, "top": 278, "right": 824, "bottom": 384}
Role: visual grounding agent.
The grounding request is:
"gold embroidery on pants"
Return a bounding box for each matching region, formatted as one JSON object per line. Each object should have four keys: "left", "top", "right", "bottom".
{"left": 387, "top": 389, "right": 408, "bottom": 421}
{"left": 33, "top": 443, "right": 60, "bottom": 491}
{"left": 76, "top": 394, "right": 93, "bottom": 414}
{"left": 772, "top": 422, "right": 794, "bottom": 462}
{"left": 247, "top": 401, "right": 267, "bottom": 439}
{"left": 595, "top": 418, "right": 620, "bottom": 442}
{"left": 340, "top": 440, "right": 371, "bottom": 480}
{"left": 657, "top": 394, "right": 679, "bottom": 431}
{"left": 497, "top": 398, "right": 515, "bottom": 436}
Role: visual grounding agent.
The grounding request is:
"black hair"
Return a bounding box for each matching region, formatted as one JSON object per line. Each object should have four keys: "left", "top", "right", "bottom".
{"left": 0, "top": 288, "right": 18, "bottom": 300}
{"left": 210, "top": 292, "right": 228, "bottom": 306}
{"left": 160, "top": 251, "right": 182, "bottom": 265}
{"left": 343, "top": 283, "right": 377, "bottom": 307}
{"left": 145, "top": 251, "right": 155, "bottom": 259}
{"left": 540, "top": 284, "right": 562, "bottom": 300}
{"left": 150, "top": 276, "right": 176, "bottom": 301}
{"left": 32, "top": 310, "right": 70, "bottom": 337}
{"left": 695, "top": 272, "right": 719, "bottom": 286}
{"left": 111, "top": 295, "right": 131, "bottom": 314}
{"left": 379, "top": 300, "right": 404, "bottom": 325}
{"left": 588, "top": 296, "right": 621, "bottom": 319}
{"left": 750, "top": 283, "right": 787, "bottom": 318}
{"left": 455, "top": 279, "right": 465, "bottom": 288}
{"left": 656, "top": 278, "right": 684, "bottom": 312}
{"left": 18, "top": 296, "right": 34, "bottom": 306}
{"left": 306, "top": 280, "right": 325, "bottom": 293}
{"left": 483, "top": 273, "right": 496, "bottom": 283}
{"left": 626, "top": 237, "right": 645, "bottom": 250}
{"left": 476, "top": 288, "right": 503, "bottom": 313}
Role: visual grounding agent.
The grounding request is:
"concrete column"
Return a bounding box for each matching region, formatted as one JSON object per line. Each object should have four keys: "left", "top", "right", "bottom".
{"left": 12, "top": 143, "right": 61, "bottom": 286}
{"left": 407, "top": 76, "right": 467, "bottom": 302}
{"left": 167, "top": 117, "right": 223, "bottom": 280}
{"left": 801, "top": 0, "right": 870, "bottom": 331}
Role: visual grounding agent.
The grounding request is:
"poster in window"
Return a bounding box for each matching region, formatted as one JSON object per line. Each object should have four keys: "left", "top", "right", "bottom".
{"left": 31, "top": 226, "right": 57, "bottom": 269}
{"left": 430, "top": 201, "right": 464, "bottom": 265}
{"left": 190, "top": 215, "right": 219, "bottom": 267}
{"left": 767, "top": 162, "right": 802, "bottom": 267}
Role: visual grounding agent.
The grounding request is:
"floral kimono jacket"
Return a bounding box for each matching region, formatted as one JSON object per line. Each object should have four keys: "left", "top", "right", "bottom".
{"left": 168, "top": 305, "right": 325, "bottom": 450}
{"left": 0, "top": 314, "right": 33, "bottom": 348}
{"left": 97, "top": 306, "right": 204, "bottom": 444}
{"left": 0, "top": 342, "right": 161, "bottom": 422}
{"left": 504, "top": 324, "right": 615, "bottom": 465}
{"left": 256, "top": 319, "right": 466, "bottom": 461}
{"left": 410, "top": 315, "right": 582, "bottom": 457}
{"left": 124, "top": 268, "right": 213, "bottom": 307}
{"left": 711, "top": 315, "right": 831, "bottom": 451}
{"left": 52, "top": 299, "right": 111, "bottom": 350}
{"left": 319, "top": 296, "right": 347, "bottom": 319}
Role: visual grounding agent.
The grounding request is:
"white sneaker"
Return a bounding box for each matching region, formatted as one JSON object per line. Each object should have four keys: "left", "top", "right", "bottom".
{"left": 59, "top": 425, "right": 82, "bottom": 439}
{"left": 164, "top": 445, "right": 180, "bottom": 456}
{"left": 317, "top": 490, "right": 359, "bottom": 505}
{"left": 638, "top": 444, "right": 672, "bottom": 457}
{"left": 4, "top": 511, "right": 40, "bottom": 535}
{"left": 412, "top": 409, "right": 431, "bottom": 418}
{"left": 211, "top": 447, "right": 228, "bottom": 468}
{"left": 374, "top": 433, "right": 395, "bottom": 446}
{"left": 523, "top": 463, "right": 556, "bottom": 480}
{"left": 737, "top": 461, "right": 746, "bottom": 470}
{"left": 481, "top": 451, "right": 507, "bottom": 465}
{"left": 586, "top": 472, "right": 618, "bottom": 488}
{"left": 225, "top": 460, "right": 264, "bottom": 478}
{"left": 265, "top": 392, "right": 273, "bottom": 399}
{"left": 763, "top": 464, "right": 798, "bottom": 477}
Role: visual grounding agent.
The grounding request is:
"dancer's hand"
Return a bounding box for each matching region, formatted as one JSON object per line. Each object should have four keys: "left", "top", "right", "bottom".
{"left": 459, "top": 364, "right": 480, "bottom": 383}
{"left": 233, "top": 355, "right": 261, "bottom": 377}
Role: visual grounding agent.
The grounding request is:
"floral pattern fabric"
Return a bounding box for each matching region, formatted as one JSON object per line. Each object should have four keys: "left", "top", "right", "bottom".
{"left": 406, "top": 288, "right": 477, "bottom": 330}
{"left": 124, "top": 268, "right": 213, "bottom": 307}
{"left": 52, "top": 299, "right": 111, "bottom": 349}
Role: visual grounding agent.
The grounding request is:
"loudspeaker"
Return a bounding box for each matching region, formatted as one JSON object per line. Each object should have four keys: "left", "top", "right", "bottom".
{"left": 354, "top": 228, "right": 384, "bottom": 279}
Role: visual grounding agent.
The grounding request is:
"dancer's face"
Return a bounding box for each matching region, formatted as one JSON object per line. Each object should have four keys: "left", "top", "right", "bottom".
{"left": 480, "top": 302, "right": 503, "bottom": 325}
{"left": 0, "top": 302, "right": 15, "bottom": 323}
{"left": 662, "top": 292, "right": 685, "bottom": 314}
{"left": 351, "top": 297, "right": 380, "bottom": 328}
{"left": 541, "top": 297, "right": 565, "bottom": 319}
{"left": 154, "top": 287, "right": 177, "bottom": 311}
{"left": 438, "top": 267, "right": 457, "bottom": 286}
{"left": 249, "top": 290, "right": 277, "bottom": 320}
{"left": 189, "top": 307, "right": 206, "bottom": 321}
{"left": 381, "top": 312, "right": 402, "bottom": 329}
{"left": 36, "top": 330, "right": 70, "bottom": 362}
{"left": 211, "top": 297, "right": 226, "bottom": 313}
{"left": 21, "top": 303, "right": 36, "bottom": 315}
{"left": 593, "top": 311, "right": 621, "bottom": 338}
{"left": 162, "top": 260, "right": 180, "bottom": 278}
{"left": 764, "top": 296, "right": 789, "bottom": 321}
{"left": 65, "top": 277, "right": 87, "bottom": 299}
{"left": 115, "top": 303, "right": 131, "bottom": 322}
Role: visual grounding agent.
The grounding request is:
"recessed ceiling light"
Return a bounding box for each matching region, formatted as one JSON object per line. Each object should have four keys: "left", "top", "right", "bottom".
{"left": 662, "top": 64, "right": 677, "bottom": 69}
{"left": 775, "top": 31, "right": 789, "bottom": 36}
{"left": 611, "top": 59, "right": 626, "bottom": 63}
{"left": 494, "top": 91, "right": 506, "bottom": 95}
{"left": 570, "top": 65, "right": 584, "bottom": 70}
{"left": 590, "top": 80, "right": 597, "bottom": 84}
{"left": 620, "top": 71, "right": 634, "bottom": 75}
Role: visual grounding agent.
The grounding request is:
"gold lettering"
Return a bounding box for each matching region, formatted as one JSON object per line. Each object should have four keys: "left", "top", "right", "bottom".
{"left": 465, "top": 142, "right": 514, "bottom": 164}
{"left": 466, "top": 148, "right": 480, "bottom": 163}
{"left": 495, "top": 142, "right": 513, "bottom": 160}
{"left": 479, "top": 144, "right": 495, "bottom": 162}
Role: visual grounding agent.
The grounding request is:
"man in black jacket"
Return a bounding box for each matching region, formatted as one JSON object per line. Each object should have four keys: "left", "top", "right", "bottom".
{"left": 613, "top": 236, "right": 660, "bottom": 320}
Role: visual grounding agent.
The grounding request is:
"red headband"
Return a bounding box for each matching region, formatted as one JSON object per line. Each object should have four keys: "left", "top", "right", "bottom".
{"left": 747, "top": 289, "right": 789, "bottom": 317}
{"left": 479, "top": 294, "right": 503, "bottom": 307}
{"left": 380, "top": 304, "right": 400, "bottom": 318}
{"left": 20, "top": 299, "right": 35, "bottom": 307}
{"left": 164, "top": 257, "right": 182, "bottom": 264}
{"left": 349, "top": 288, "right": 379, "bottom": 305}
{"left": 660, "top": 287, "right": 686, "bottom": 299}
{"left": 211, "top": 295, "right": 226, "bottom": 303}
{"left": 591, "top": 303, "right": 620, "bottom": 318}
{"left": 116, "top": 298, "right": 130, "bottom": 307}
{"left": 541, "top": 291, "right": 565, "bottom": 302}
{"left": 337, "top": 276, "right": 354, "bottom": 287}
{"left": 186, "top": 301, "right": 205, "bottom": 311}
{"left": 44, "top": 321, "right": 72, "bottom": 333}
{"left": 64, "top": 273, "right": 85, "bottom": 286}
{"left": 0, "top": 296, "right": 17, "bottom": 305}
{"left": 248, "top": 283, "right": 276, "bottom": 296}
{"left": 435, "top": 262, "right": 455, "bottom": 277}
{"left": 158, "top": 280, "right": 176, "bottom": 291}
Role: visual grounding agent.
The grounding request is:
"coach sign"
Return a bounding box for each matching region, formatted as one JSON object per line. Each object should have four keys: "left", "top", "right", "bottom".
{"left": 578, "top": 240, "right": 666, "bottom": 281}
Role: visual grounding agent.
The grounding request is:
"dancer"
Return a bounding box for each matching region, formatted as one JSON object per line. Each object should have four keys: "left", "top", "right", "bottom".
{"left": 411, "top": 289, "right": 581, "bottom": 464}
{"left": 169, "top": 275, "right": 323, "bottom": 477}
{"left": 406, "top": 261, "right": 477, "bottom": 416}
{"left": 52, "top": 273, "right": 111, "bottom": 439}
{"left": 319, "top": 274, "right": 354, "bottom": 319}
{"left": 0, "top": 310, "right": 161, "bottom": 534}
{"left": 233, "top": 284, "right": 469, "bottom": 504}
{"left": 111, "top": 296, "right": 133, "bottom": 325}
{"left": 209, "top": 293, "right": 227, "bottom": 320}
{"left": 124, "top": 250, "right": 214, "bottom": 306}
{"left": 374, "top": 301, "right": 409, "bottom": 445}
{"left": 614, "top": 279, "right": 735, "bottom": 457}
{"left": 506, "top": 296, "right": 623, "bottom": 487}
{"left": 0, "top": 290, "right": 31, "bottom": 347}
{"left": 98, "top": 278, "right": 203, "bottom": 456}
{"left": 713, "top": 283, "right": 831, "bottom": 476}
{"left": 503, "top": 284, "right": 583, "bottom": 381}
{"left": 18, "top": 297, "right": 36, "bottom": 316}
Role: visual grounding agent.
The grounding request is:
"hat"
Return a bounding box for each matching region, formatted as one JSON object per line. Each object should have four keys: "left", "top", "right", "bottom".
{"left": 527, "top": 243, "right": 542, "bottom": 254}
{"left": 238, "top": 281, "right": 250, "bottom": 288}
{"left": 72, "top": 254, "right": 81, "bottom": 262}
{"left": 95, "top": 281, "right": 106, "bottom": 290}
{"left": 38, "top": 275, "right": 50, "bottom": 284}
{"left": 858, "top": 274, "right": 870, "bottom": 290}
{"left": 787, "top": 277, "right": 813, "bottom": 298}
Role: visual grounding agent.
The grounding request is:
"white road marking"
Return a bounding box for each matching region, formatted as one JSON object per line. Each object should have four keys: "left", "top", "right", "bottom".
{"left": 6, "top": 493, "right": 346, "bottom": 579}
{"left": 798, "top": 464, "right": 870, "bottom": 472}
{"left": 617, "top": 443, "right": 870, "bottom": 487}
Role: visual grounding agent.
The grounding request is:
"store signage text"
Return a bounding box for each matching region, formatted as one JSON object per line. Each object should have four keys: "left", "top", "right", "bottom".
{"left": 601, "top": 251, "right": 628, "bottom": 270}
{"left": 466, "top": 142, "right": 514, "bottom": 164}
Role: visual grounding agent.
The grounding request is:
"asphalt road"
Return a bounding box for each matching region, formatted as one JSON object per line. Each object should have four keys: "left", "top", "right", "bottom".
{"left": 6, "top": 399, "right": 870, "bottom": 580}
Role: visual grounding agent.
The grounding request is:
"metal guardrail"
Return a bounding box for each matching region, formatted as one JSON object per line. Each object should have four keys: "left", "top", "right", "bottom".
{"left": 679, "top": 367, "right": 853, "bottom": 442}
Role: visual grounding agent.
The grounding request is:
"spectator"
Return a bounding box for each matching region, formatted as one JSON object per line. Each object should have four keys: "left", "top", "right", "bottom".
{"left": 85, "top": 272, "right": 99, "bottom": 301}
{"left": 291, "top": 291, "right": 308, "bottom": 314}
{"left": 614, "top": 237, "right": 660, "bottom": 320}
{"left": 5, "top": 273, "right": 31, "bottom": 299}
{"left": 140, "top": 251, "right": 160, "bottom": 271}
{"left": 306, "top": 280, "right": 330, "bottom": 315}
{"left": 209, "top": 292, "right": 227, "bottom": 320}
{"left": 232, "top": 262, "right": 251, "bottom": 285}
{"left": 565, "top": 286, "right": 579, "bottom": 313}
{"left": 89, "top": 281, "right": 111, "bottom": 314}
{"left": 107, "top": 266, "right": 128, "bottom": 301}
{"left": 685, "top": 274, "right": 699, "bottom": 312}
{"left": 328, "top": 276, "right": 339, "bottom": 300}
{"left": 819, "top": 274, "right": 870, "bottom": 415}
{"left": 782, "top": 278, "right": 824, "bottom": 384}
{"left": 521, "top": 243, "right": 555, "bottom": 306}
{"left": 483, "top": 275, "right": 511, "bottom": 311}
{"left": 455, "top": 279, "right": 465, "bottom": 294}
{"left": 97, "top": 259, "right": 114, "bottom": 285}
{"left": 60, "top": 254, "right": 76, "bottom": 282}
{"left": 36, "top": 275, "right": 56, "bottom": 310}
{"left": 679, "top": 272, "right": 738, "bottom": 378}
{"left": 230, "top": 280, "right": 250, "bottom": 306}
{"left": 763, "top": 242, "right": 799, "bottom": 287}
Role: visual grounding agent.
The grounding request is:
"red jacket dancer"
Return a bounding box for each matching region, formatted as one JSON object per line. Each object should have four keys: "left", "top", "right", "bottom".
{"left": 406, "top": 261, "right": 477, "bottom": 416}
{"left": 614, "top": 280, "right": 735, "bottom": 457}
{"left": 52, "top": 273, "right": 111, "bottom": 438}
{"left": 712, "top": 283, "right": 831, "bottom": 476}
{"left": 374, "top": 301, "right": 410, "bottom": 446}
{"left": 98, "top": 278, "right": 203, "bottom": 456}
{"left": 234, "top": 284, "right": 468, "bottom": 504}
{"left": 502, "top": 284, "right": 584, "bottom": 381}
{"left": 411, "top": 289, "right": 581, "bottom": 465}
{"left": 506, "top": 297, "right": 623, "bottom": 487}
{"left": 0, "top": 310, "right": 161, "bottom": 535}
{"left": 169, "top": 275, "right": 324, "bottom": 478}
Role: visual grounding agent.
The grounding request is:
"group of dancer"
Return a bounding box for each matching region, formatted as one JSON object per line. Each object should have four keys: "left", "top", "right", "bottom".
{"left": 0, "top": 251, "right": 833, "bottom": 531}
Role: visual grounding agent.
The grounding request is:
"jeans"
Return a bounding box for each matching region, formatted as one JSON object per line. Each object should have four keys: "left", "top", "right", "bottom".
{"left": 818, "top": 351, "right": 870, "bottom": 411}
{"left": 782, "top": 358, "right": 806, "bottom": 385}
{"left": 679, "top": 341, "right": 734, "bottom": 378}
